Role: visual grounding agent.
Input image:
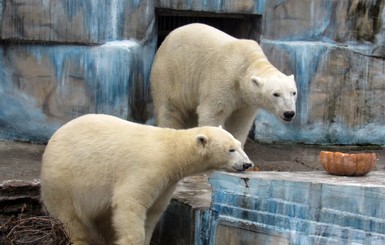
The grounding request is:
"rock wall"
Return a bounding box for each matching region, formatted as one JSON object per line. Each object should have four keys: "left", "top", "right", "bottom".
{"left": 256, "top": 0, "right": 385, "bottom": 145}
{"left": 0, "top": 41, "right": 150, "bottom": 142}
{"left": 1, "top": 0, "right": 385, "bottom": 145}
{"left": 0, "top": 0, "right": 156, "bottom": 143}
{"left": 1, "top": 0, "right": 155, "bottom": 44}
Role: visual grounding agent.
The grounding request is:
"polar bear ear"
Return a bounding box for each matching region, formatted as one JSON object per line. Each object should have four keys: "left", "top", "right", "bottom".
{"left": 218, "top": 125, "right": 223, "bottom": 129}
{"left": 196, "top": 135, "right": 208, "bottom": 146}
{"left": 251, "top": 76, "right": 264, "bottom": 87}
{"left": 289, "top": 74, "right": 295, "bottom": 80}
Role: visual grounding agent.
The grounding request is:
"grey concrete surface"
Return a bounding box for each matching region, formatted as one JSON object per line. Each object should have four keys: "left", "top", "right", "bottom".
{"left": 1, "top": 139, "right": 384, "bottom": 183}
{"left": 244, "top": 139, "right": 385, "bottom": 172}
{"left": 0, "top": 141, "right": 45, "bottom": 183}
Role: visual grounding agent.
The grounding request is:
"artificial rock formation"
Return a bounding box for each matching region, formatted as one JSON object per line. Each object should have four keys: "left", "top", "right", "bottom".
{"left": 1, "top": 0, "right": 385, "bottom": 145}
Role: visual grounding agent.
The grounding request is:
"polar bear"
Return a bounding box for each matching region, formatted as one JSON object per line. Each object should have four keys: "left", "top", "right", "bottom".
{"left": 150, "top": 23, "right": 297, "bottom": 146}
{"left": 40, "top": 114, "right": 252, "bottom": 245}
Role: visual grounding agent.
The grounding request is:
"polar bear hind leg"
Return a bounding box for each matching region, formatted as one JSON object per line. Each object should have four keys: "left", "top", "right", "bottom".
{"left": 197, "top": 104, "right": 228, "bottom": 128}
{"left": 156, "top": 103, "right": 187, "bottom": 129}
{"left": 45, "top": 197, "right": 89, "bottom": 245}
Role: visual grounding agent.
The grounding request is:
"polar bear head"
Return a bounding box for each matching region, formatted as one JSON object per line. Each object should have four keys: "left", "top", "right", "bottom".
{"left": 195, "top": 126, "right": 253, "bottom": 172}
{"left": 251, "top": 73, "right": 297, "bottom": 122}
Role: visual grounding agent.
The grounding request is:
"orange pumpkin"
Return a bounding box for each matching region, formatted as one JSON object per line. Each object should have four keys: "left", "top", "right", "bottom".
{"left": 320, "top": 151, "right": 376, "bottom": 176}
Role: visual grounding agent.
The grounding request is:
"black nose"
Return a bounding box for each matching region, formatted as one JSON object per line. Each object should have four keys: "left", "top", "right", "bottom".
{"left": 284, "top": 111, "right": 295, "bottom": 120}
{"left": 243, "top": 163, "right": 253, "bottom": 170}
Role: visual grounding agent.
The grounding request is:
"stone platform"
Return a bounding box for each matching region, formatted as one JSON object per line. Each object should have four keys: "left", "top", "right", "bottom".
{"left": 1, "top": 140, "right": 384, "bottom": 244}
{"left": 208, "top": 171, "right": 385, "bottom": 245}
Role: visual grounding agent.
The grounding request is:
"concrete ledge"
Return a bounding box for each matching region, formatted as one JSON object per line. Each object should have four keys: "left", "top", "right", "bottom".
{"left": 0, "top": 180, "right": 41, "bottom": 224}
{"left": 2, "top": 169, "right": 385, "bottom": 244}
{"left": 209, "top": 171, "right": 385, "bottom": 244}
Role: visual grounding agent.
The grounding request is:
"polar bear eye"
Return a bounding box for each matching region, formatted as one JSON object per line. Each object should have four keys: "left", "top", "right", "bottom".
{"left": 293, "top": 92, "right": 297, "bottom": 96}
{"left": 273, "top": 93, "right": 280, "bottom": 97}
{"left": 229, "top": 149, "right": 235, "bottom": 153}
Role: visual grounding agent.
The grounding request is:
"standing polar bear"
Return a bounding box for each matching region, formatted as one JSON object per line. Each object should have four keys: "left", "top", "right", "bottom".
{"left": 151, "top": 23, "right": 297, "bottom": 146}
{"left": 40, "top": 114, "right": 252, "bottom": 245}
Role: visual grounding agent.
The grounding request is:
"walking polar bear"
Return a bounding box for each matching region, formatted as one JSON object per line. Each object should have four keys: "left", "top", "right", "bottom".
{"left": 150, "top": 23, "right": 297, "bottom": 146}
{"left": 40, "top": 114, "right": 253, "bottom": 245}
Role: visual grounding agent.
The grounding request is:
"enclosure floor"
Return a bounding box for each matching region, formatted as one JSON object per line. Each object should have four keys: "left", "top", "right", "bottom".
{"left": 0, "top": 140, "right": 44, "bottom": 182}
{"left": 1, "top": 139, "right": 384, "bottom": 244}
{"left": 0, "top": 139, "right": 384, "bottom": 183}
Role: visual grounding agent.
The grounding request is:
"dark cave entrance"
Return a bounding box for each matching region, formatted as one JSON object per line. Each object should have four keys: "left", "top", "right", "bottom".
{"left": 155, "top": 8, "right": 262, "bottom": 48}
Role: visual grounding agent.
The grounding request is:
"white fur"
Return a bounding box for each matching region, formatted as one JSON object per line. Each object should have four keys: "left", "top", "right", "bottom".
{"left": 150, "top": 23, "right": 297, "bottom": 146}
{"left": 40, "top": 114, "right": 252, "bottom": 245}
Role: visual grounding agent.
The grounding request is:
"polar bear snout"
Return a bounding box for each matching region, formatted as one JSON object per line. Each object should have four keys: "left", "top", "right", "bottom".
{"left": 243, "top": 162, "right": 253, "bottom": 170}
{"left": 233, "top": 161, "right": 254, "bottom": 171}
{"left": 283, "top": 111, "right": 296, "bottom": 121}
{"left": 232, "top": 158, "right": 254, "bottom": 172}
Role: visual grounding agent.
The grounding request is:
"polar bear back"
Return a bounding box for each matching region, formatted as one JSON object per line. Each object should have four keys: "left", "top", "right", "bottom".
{"left": 159, "top": 23, "right": 236, "bottom": 55}
{"left": 41, "top": 114, "right": 167, "bottom": 179}
{"left": 152, "top": 23, "right": 265, "bottom": 81}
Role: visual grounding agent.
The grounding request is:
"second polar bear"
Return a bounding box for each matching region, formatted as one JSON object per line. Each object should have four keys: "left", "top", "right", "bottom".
{"left": 150, "top": 23, "right": 297, "bottom": 146}
{"left": 40, "top": 114, "right": 252, "bottom": 245}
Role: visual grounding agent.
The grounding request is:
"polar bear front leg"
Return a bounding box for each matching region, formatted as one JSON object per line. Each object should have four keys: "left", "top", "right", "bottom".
{"left": 144, "top": 184, "right": 177, "bottom": 245}
{"left": 113, "top": 203, "right": 146, "bottom": 245}
{"left": 112, "top": 190, "right": 147, "bottom": 245}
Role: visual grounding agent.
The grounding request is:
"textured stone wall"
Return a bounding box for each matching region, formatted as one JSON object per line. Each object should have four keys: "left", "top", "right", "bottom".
{"left": 1, "top": 0, "right": 155, "bottom": 44}
{"left": 255, "top": 0, "right": 385, "bottom": 145}
{"left": 0, "top": 41, "right": 149, "bottom": 142}
{"left": 0, "top": 0, "right": 156, "bottom": 143}
{"left": 1, "top": 0, "right": 385, "bottom": 145}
